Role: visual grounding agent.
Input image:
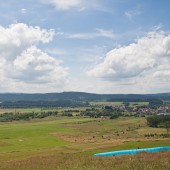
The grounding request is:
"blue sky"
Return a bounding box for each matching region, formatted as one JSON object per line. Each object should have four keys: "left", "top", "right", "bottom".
{"left": 0, "top": 0, "right": 170, "bottom": 94}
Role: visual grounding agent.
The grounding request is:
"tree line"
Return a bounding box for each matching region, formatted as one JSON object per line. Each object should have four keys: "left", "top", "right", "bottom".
{"left": 0, "top": 111, "right": 58, "bottom": 122}
{"left": 146, "top": 115, "right": 170, "bottom": 137}
{"left": 0, "top": 100, "right": 89, "bottom": 108}
{"left": 80, "top": 107, "right": 123, "bottom": 119}
{"left": 146, "top": 115, "right": 170, "bottom": 128}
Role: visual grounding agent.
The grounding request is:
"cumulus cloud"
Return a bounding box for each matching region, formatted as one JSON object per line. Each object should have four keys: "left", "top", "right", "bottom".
{"left": 0, "top": 23, "right": 54, "bottom": 60}
{"left": 0, "top": 23, "right": 69, "bottom": 92}
{"left": 88, "top": 30, "right": 170, "bottom": 84}
{"left": 153, "top": 70, "right": 170, "bottom": 81}
{"left": 13, "top": 46, "right": 68, "bottom": 83}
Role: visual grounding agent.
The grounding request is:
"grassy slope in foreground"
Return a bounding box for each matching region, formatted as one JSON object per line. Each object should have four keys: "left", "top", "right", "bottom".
{"left": 0, "top": 118, "right": 97, "bottom": 152}
{"left": 0, "top": 117, "right": 169, "bottom": 170}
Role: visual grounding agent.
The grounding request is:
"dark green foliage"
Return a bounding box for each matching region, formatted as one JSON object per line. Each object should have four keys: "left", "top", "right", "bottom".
{"left": 80, "top": 108, "right": 122, "bottom": 119}
{"left": 62, "top": 113, "right": 73, "bottom": 117}
{"left": 123, "top": 102, "right": 130, "bottom": 107}
{"left": 148, "top": 98, "right": 163, "bottom": 108}
{"left": 0, "top": 92, "right": 169, "bottom": 102}
{"left": 104, "top": 106, "right": 113, "bottom": 110}
{"left": 146, "top": 115, "right": 170, "bottom": 128}
{"left": 0, "top": 100, "right": 88, "bottom": 108}
{"left": 0, "top": 111, "right": 58, "bottom": 122}
{"left": 163, "top": 121, "right": 170, "bottom": 135}
{"left": 110, "top": 114, "right": 119, "bottom": 119}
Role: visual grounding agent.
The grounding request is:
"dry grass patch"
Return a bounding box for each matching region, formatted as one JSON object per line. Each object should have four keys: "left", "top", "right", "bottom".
{"left": 0, "top": 151, "right": 169, "bottom": 170}
{"left": 137, "top": 127, "right": 167, "bottom": 135}
{"left": 51, "top": 131, "right": 129, "bottom": 145}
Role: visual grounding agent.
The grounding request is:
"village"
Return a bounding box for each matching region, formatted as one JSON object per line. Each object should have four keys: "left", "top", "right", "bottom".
{"left": 132, "top": 106, "right": 170, "bottom": 115}
{"left": 91, "top": 102, "right": 170, "bottom": 117}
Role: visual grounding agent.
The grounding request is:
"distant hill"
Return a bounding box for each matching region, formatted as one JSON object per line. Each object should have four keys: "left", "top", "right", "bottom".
{"left": 0, "top": 92, "right": 169, "bottom": 102}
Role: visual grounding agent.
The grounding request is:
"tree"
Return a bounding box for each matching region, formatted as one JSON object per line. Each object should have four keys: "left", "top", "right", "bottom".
{"left": 146, "top": 115, "right": 161, "bottom": 127}
{"left": 146, "top": 115, "right": 170, "bottom": 128}
{"left": 163, "top": 121, "right": 170, "bottom": 136}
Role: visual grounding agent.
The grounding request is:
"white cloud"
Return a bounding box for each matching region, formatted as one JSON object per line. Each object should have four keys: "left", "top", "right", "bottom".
{"left": 43, "top": 0, "right": 106, "bottom": 11}
{"left": 20, "top": 8, "right": 27, "bottom": 14}
{"left": 0, "top": 23, "right": 54, "bottom": 60}
{"left": 125, "top": 9, "right": 141, "bottom": 20}
{"left": 0, "top": 23, "right": 69, "bottom": 92}
{"left": 96, "top": 28, "right": 115, "bottom": 39}
{"left": 45, "top": 48, "right": 66, "bottom": 55}
{"left": 13, "top": 46, "right": 68, "bottom": 83}
{"left": 79, "top": 46, "right": 106, "bottom": 63}
{"left": 45, "top": 0, "right": 83, "bottom": 10}
{"left": 65, "top": 28, "right": 115, "bottom": 39}
{"left": 153, "top": 70, "right": 170, "bottom": 82}
{"left": 88, "top": 30, "right": 170, "bottom": 85}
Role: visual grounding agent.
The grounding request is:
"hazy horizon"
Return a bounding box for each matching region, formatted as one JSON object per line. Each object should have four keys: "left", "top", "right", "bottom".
{"left": 0, "top": 91, "right": 169, "bottom": 95}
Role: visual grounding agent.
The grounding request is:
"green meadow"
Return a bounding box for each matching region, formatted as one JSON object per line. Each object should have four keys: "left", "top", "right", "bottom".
{"left": 90, "top": 101, "right": 123, "bottom": 106}
{"left": 0, "top": 108, "right": 46, "bottom": 114}
{"left": 90, "top": 101, "right": 149, "bottom": 107}
{"left": 0, "top": 118, "right": 94, "bottom": 152}
{"left": 0, "top": 116, "right": 169, "bottom": 170}
{"left": 0, "top": 107, "right": 88, "bottom": 115}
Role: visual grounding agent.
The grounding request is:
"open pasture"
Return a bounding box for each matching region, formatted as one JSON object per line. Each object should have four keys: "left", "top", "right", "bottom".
{"left": 0, "top": 117, "right": 169, "bottom": 169}
{"left": 129, "top": 102, "right": 149, "bottom": 107}
{"left": 90, "top": 101, "right": 123, "bottom": 106}
{"left": 90, "top": 101, "right": 149, "bottom": 107}
{"left": 0, "top": 107, "right": 87, "bottom": 115}
{"left": 0, "top": 108, "right": 45, "bottom": 114}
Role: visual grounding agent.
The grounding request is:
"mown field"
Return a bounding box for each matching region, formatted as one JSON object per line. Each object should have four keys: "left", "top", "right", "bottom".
{"left": 0, "top": 116, "right": 169, "bottom": 170}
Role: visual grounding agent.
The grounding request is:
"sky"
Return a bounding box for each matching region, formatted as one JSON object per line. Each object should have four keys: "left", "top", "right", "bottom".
{"left": 0, "top": 0, "right": 170, "bottom": 94}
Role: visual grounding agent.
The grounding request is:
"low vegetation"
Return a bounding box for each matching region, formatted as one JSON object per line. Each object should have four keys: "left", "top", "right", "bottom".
{"left": 0, "top": 99, "right": 169, "bottom": 169}
{"left": 0, "top": 151, "right": 170, "bottom": 170}
{"left": 147, "top": 115, "right": 170, "bottom": 127}
{"left": 0, "top": 115, "right": 169, "bottom": 170}
{"left": 146, "top": 115, "right": 170, "bottom": 137}
{"left": 0, "top": 100, "right": 89, "bottom": 108}
{"left": 0, "top": 111, "right": 59, "bottom": 122}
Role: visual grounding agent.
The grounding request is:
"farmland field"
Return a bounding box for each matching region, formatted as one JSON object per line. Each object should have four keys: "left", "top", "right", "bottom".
{"left": 0, "top": 108, "right": 47, "bottom": 114}
{"left": 129, "top": 102, "right": 149, "bottom": 107}
{"left": 0, "top": 107, "right": 88, "bottom": 115}
{"left": 0, "top": 116, "right": 169, "bottom": 170}
{"left": 90, "top": 101, "right": 123, "bottom": 106}
{"left": 90, "top": 101, "right": 149, "bottom": 107}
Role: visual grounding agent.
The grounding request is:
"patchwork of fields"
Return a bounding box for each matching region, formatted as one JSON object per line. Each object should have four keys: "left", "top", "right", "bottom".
{"left": 0, "top": 116, "right": 169, "bottom": 169}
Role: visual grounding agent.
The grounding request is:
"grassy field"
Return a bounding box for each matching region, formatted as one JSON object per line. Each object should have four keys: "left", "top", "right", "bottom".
{"left": 165, "top": 100, "right": 170, "bottom": 106}
{"left": 0, "top": 107, "right": 88, "bottom": 115}
{"left": 0, "top": 108, "right": 48, "bottom": 114}
{"left": 0, "top": 101, "right": 149, "bottom": 114}
{"left": 0, "top": 116, "right": 169, "bottom": 170}
{"left": 90, "top": 101, "right": 123, "bottom": 106}
{"left": 0, "top": 151, "right": 169, "bottom": 170}
{"left": 129, "top": 102, "right": 149, "bottom": 107}
{"left": 90, "top": 101, "right": 149, "bottom": 107}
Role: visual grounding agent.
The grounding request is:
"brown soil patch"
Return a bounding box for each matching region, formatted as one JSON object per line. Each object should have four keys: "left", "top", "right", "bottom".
{"left": 0, "top": 142, "right": 9, "bottom": 147}
{"left": 50, "top": 132, "right": 161, "bottom": 145}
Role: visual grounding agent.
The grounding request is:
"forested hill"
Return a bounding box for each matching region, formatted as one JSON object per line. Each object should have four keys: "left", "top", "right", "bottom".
{"left": 0, "top": 92, "right": 170, "bottom": 102}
